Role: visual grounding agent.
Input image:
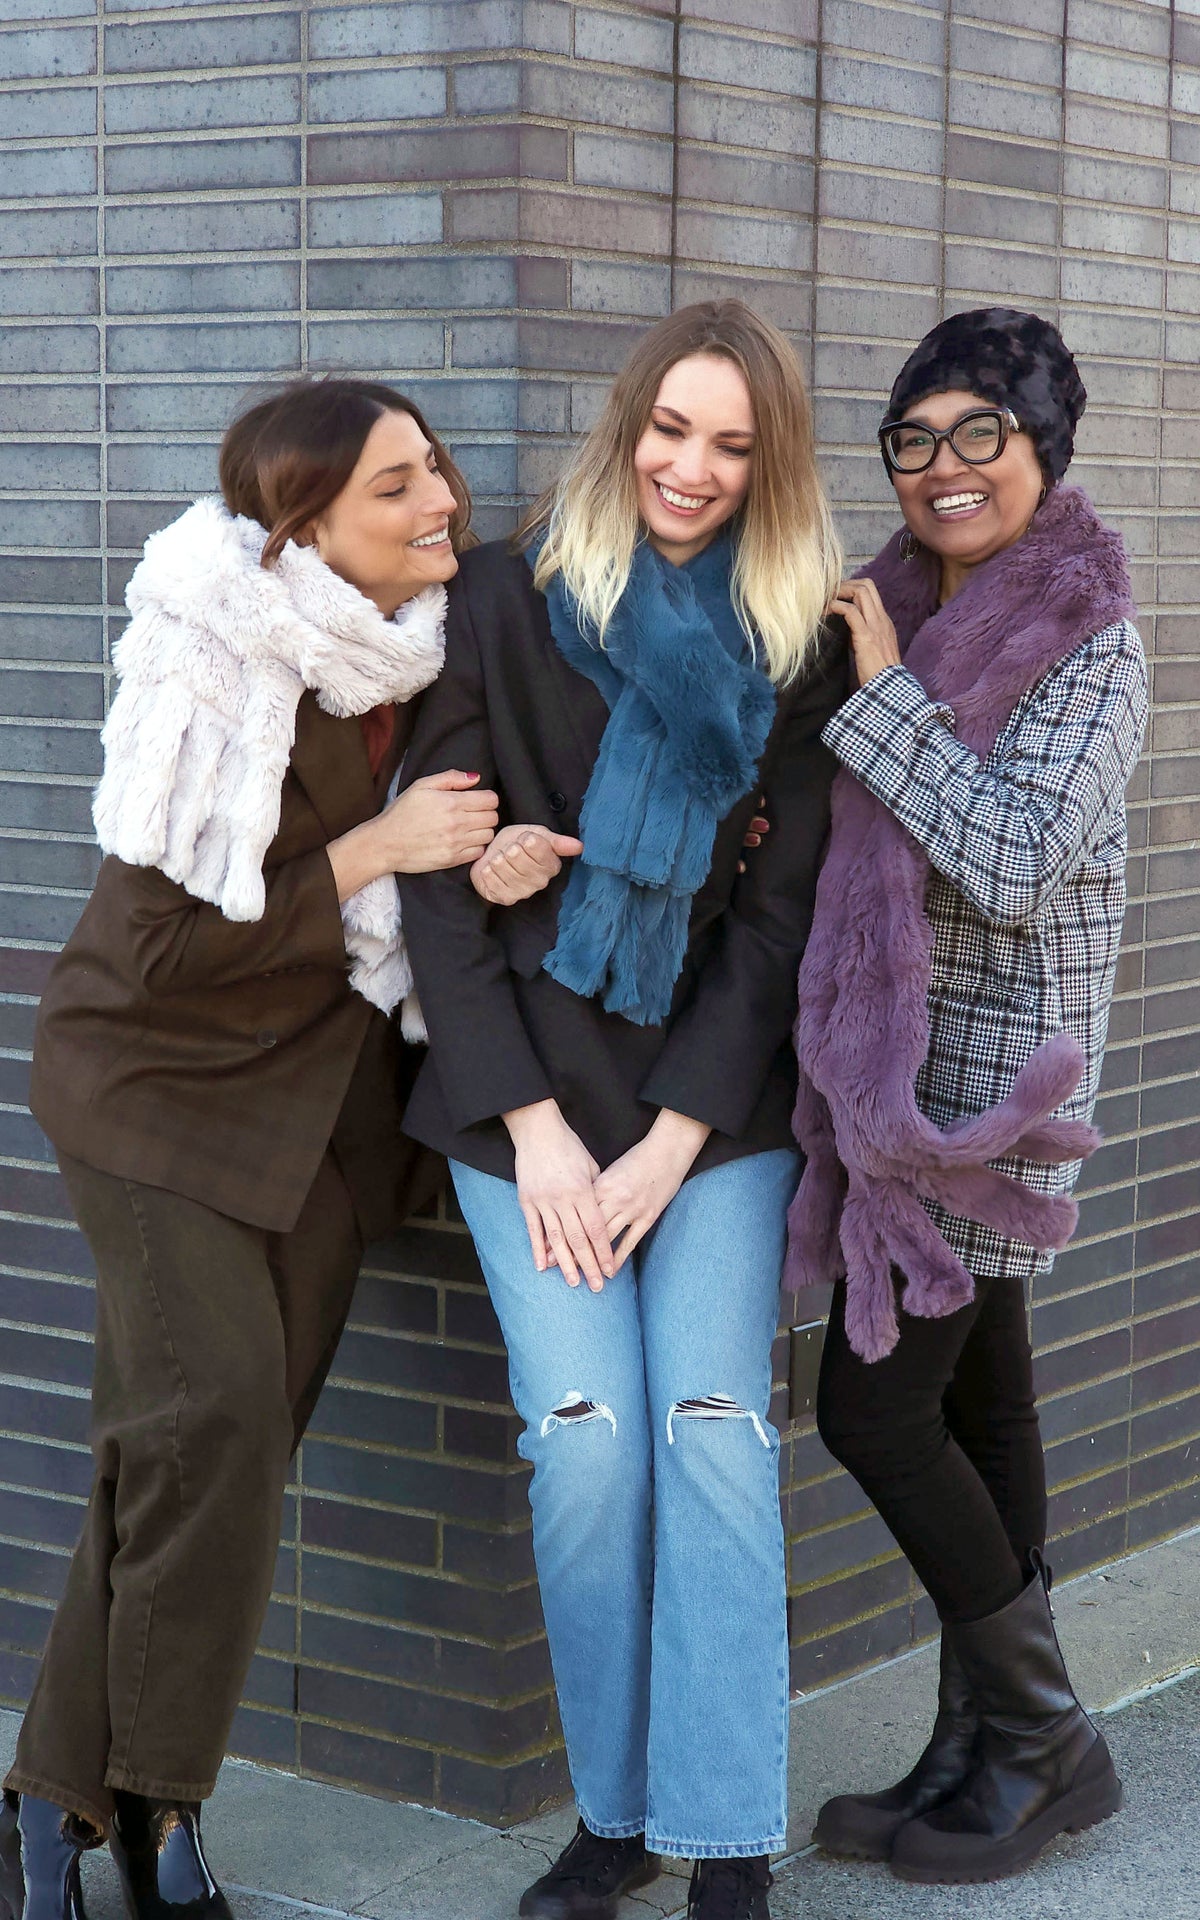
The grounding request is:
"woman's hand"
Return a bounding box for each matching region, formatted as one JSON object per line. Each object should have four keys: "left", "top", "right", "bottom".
{"left": 738, "top": 798, "right": 769, "bottom": 875}
{"left": 594, "top": 1109, "right": 712, "bottom": 1273}
{"left": 327, "top": 770, "right": 499, "bottom": 900}
{"left": 830, "top": 578, "right": 903, "bottom": 686}
{"left": 471, "top": 824, "right": 584, "bottom": 906}
{"left": 503, "top": 1098, "right": 615, "bottom": 1291}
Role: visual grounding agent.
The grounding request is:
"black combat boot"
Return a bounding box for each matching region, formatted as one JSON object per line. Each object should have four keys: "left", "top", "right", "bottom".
{"left": 517, "top": 1820, "right": 659, "bottom": 1918}
{"left": 109, "top": 1797, "right": 232, "bottom": 1920}
{"left": 891, "top": 1555, "right": 1123, "bottom": 1883}
{"left": 813, "top": 1635, "right": 978, "bottom": 1859}
{"left": 687, "top": 1855, "right": 773, "bottom": 1919}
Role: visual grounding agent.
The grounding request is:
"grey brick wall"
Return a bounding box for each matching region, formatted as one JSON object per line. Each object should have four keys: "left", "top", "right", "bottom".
{"left": 1, "top": 0, "right": 1197, "bottom": 1823}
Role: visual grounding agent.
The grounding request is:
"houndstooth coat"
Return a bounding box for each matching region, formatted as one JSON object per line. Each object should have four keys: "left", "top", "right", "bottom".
{"left": 821, "top": 616, "right": 1148, "bottom": 1280}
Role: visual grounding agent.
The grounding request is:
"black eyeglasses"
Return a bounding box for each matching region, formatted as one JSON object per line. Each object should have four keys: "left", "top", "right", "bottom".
{"left": 878, "top": 406, "right": 1021, "bottom": 474}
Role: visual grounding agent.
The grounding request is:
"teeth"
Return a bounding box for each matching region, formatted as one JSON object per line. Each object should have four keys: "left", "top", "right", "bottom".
{"left": 932, "top": 493, "right": 987, "bottom": 512}
{"left": 658, "top": 482, "right": 709, "bottom": 511}
{"left": 410, "top": 528, "right": 449, "bottom": 548}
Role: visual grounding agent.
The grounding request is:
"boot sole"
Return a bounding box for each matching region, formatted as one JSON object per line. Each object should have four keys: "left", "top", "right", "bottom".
{"left": 811, "top": 1824, "right": 892, "bottom": 1864}
{"left": 890, "top": 1768, "right": 1125, "bottom": 1886}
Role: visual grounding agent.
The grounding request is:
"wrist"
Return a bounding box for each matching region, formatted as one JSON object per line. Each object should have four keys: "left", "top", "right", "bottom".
{"left": 326, "top": 820, "right": 381, "bottom": 903}
{"left": 503, "top": 1098, "right": 562, "bottom": 1147}
{"left": 648, "top": 1108, "right": 711, "bottom": 1167}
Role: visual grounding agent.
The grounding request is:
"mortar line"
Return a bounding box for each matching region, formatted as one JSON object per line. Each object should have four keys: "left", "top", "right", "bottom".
{"left": 668, "top": 0, "right": 681, "bottom": 314}
{"left": 97, "top": 0, "right": 109, "bottom": 692}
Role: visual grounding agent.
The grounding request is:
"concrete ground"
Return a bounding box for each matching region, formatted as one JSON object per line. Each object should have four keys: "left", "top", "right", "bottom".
{"left": 2, "top": 1525, "right": 1197, "bottom": 1920}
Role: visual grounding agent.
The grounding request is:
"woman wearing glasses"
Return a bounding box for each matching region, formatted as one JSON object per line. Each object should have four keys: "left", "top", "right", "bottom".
{"left": 790, "top": 310, "right": 1147, "bottom": 1884}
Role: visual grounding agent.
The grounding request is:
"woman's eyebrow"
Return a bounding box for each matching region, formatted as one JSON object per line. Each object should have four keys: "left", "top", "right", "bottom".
{"left": 368, "top": 459, "right": 415, "bottom": 483}
{"left": 652, "top": 404, "right": 754, "bottom": 440}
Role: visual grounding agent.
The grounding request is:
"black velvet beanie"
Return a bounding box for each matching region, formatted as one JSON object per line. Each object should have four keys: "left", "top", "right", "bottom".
{"left": 885, "top": 307, "right": 1087, "bottom": 485}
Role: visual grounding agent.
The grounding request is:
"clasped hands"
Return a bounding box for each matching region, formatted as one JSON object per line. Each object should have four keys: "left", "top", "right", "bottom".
{"left": 503, "top": 1098, "right": 711, "bottom": 1294}
{"left": 327, "top": 770, "right": 580, "bottom": 906}
{"left": 332, "top": 773, "right": 772, "bottom": 908}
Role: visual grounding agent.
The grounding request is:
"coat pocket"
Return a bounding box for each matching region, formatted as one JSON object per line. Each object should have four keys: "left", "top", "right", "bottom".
{"left": 918, "top": 992, "right": 1054, "bottom": 1131}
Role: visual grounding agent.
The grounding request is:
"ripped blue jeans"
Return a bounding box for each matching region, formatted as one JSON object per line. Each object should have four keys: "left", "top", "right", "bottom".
{"left": 450, "top": 1150, "right": 799, "bottom": 1860}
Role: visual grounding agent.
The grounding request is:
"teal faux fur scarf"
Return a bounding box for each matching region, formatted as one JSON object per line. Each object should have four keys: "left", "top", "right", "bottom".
{"left": 530, "top": 531, "right": 776, "bottom": 1025}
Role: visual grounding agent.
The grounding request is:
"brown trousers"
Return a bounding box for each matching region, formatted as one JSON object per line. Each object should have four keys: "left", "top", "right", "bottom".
{"left": 3, "top": 1149, "right": 363, "bottom": 1833}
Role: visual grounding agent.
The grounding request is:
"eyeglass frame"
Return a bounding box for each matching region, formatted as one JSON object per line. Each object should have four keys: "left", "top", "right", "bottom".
{"left": 877, "top": 405, "right": 1022, "bottom": 475}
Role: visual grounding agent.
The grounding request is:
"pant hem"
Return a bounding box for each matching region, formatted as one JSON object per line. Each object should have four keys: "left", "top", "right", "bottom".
{"left": 104, "top": 1765, "right": 217, "bottom": 1803}
{"left": 646, "top": 1835, "right": 786, "bottom": 1861}
{"left": 2, "top": 1771, "right": 110, "bottom": 1841}
{"left": 576, "top": 1808, "right": 646, "bottom": 1841}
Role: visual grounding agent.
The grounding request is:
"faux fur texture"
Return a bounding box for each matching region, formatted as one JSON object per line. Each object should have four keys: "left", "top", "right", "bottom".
{"left": 535, "top": 530, "right": 776, "bottom": 1025}
{"left": 93, "top": 497, "right": 446, "bottom": 1025}
{"left": 786, "top": 485, "right": 1134, "bottom": 1360}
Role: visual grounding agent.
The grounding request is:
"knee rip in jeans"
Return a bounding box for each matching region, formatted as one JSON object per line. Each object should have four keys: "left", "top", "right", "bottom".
{"left": 540, "top": 1390, "right": 618, "bottom": 1438}
{"left": 666, "top": 1393, "right": 770, "bottom": 1447}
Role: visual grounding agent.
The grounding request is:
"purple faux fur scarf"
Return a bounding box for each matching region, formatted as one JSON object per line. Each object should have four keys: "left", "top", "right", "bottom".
{"left": 785, "top": 485, "right": 1134, "bottom": 1361}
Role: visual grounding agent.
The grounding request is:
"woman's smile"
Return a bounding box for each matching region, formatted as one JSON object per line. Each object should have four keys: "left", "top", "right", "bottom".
{"left": 408, "top": 522, "right": 452, "bottom": 550}
{"left": 653, "top": 479, "right": 716, "bottom": 516}
{"left": 928, "top": 489, "right": 989, "bottom": 521}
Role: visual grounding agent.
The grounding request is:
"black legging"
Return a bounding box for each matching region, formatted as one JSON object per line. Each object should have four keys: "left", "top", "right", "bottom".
{"left": 817, "top": 1270, "right": 1047, "bottom": 1624}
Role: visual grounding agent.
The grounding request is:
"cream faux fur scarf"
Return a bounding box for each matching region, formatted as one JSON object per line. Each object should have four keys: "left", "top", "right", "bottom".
{"left": 94, "top": 497, "right": 446, "bottom": 1032}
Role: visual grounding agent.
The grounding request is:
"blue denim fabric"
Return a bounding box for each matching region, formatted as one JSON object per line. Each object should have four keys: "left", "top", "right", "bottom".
{"left": 450, "top": 1150, "right": 799, "bottom": 1859}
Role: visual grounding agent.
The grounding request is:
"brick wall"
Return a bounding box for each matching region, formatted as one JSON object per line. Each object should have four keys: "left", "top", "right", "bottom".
{"left": 0, "top": 0, "right": 1197, "bottom": 1824}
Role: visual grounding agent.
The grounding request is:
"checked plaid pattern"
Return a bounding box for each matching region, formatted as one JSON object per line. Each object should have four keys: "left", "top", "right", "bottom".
{"left": 822, "top": 619, "right": 1148, "bottom": 1279}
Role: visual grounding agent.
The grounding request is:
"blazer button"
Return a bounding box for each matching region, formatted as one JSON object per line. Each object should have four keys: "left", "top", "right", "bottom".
{"left": 547, "top": 791, "right": 567, "bottom": 814}
{"left": 256, "top": 1028, "right": 278, "bottom": 1049}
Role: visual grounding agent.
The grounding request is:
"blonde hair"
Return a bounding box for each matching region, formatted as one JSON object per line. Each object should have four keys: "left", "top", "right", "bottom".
{"left": 520, "top": 301, "right": 842, "bottom": 685}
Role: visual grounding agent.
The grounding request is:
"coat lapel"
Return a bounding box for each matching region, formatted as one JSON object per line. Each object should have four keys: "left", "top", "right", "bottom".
{"left": 288, "top": 691, "right": 378, "bottom": 842}
{"left": 529, "top": 589, "right": 610, "bottom": 781}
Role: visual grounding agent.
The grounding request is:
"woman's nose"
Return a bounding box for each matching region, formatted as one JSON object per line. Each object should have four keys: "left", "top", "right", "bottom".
{"left": 927, "top": 437, "right": 969, "bottom": 479}
{"left": 670, "top": 439, "right": 712, "bottom": 487}
{"left": 427, "top": 472, "right": 459, "bottom": 518}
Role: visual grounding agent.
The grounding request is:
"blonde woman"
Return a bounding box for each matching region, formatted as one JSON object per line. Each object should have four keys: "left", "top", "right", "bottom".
{"left": 397, "top": 303, "right": 847, "bottom": 1920}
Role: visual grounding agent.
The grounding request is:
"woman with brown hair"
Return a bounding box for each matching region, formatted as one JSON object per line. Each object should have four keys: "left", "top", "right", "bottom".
{"left": 0, "top": 378, "right": 565, "bottom": 1920}
{"left": 397, "top": 301, "right": 847, "bottom": 1920}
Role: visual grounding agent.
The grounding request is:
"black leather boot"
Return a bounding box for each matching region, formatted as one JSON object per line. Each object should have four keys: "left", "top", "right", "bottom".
{"left": 517, "top": 1821, "right": 659, "bottom": 1919}
{"left": 0, "top": 1795, "right": 20, "bottom": 1920}
{"left": 891, "top": 1555, "right": 1123, "bottom": 1883}
{"left": 109, "top": 1797, "right": 232, "bottom": 1920}
{"left": 813, "top": 1636, "right": 977, "bottom": 1859}
{"left": 0, "top": 1792, "right": 93, "bottom": 1920}
{"left": 686, "top": 1855, "right": 772, "bottom": 1919}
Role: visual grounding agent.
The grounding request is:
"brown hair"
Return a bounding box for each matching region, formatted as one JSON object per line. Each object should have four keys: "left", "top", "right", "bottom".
{"left": 519, "top": 300, "right": 841, "bottom": 684}
{"left": 219, "top": 376, "right": 474, "bottom": 567}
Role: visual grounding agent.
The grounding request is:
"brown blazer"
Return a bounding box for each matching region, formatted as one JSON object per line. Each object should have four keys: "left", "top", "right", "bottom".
{"left": 31, "top": 691, "right": 434, "bottom": 1238}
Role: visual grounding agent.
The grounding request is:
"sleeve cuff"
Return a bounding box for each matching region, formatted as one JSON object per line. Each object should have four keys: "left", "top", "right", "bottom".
{"left": 822, "top": 664, "right": 955, "bottom": 763}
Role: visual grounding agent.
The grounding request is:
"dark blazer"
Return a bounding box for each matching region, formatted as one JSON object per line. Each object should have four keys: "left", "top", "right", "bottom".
{"left": 31, "top": 691, "right": 432, "bottom": 1239}
{"left": 399, "top": 541, "right": 849, "bottom": 1181}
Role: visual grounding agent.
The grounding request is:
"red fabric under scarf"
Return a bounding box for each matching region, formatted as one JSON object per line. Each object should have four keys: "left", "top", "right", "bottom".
{"left": 358, "top": 702, "right": 396, "bottom": 778}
